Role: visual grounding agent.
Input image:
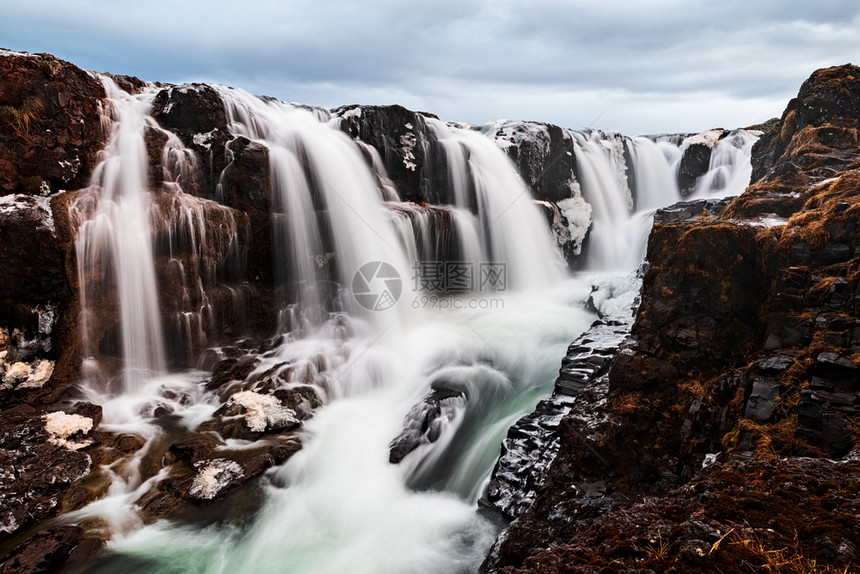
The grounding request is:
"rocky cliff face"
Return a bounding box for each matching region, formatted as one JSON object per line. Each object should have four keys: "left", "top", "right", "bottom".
{"left": 483, "top": 64, "right": 860, "bottom": 573}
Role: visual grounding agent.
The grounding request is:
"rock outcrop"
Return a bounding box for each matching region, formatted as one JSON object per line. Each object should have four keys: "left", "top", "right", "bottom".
{"left": 0, "top": 52, "right": 105, "bottom": 196}
{"left": 0, "top": 405, "right": 99, "bottom": 543}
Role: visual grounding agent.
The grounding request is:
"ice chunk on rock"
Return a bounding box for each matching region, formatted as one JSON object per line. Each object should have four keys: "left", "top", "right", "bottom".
{"left": 43, "top": 411, "right": 93, "bottom": 450}
{"left": 230, "top": 390, "right": 299, "bottom": 432}
{"left": 189, "top": 458, "right": 244, "bottom": 500}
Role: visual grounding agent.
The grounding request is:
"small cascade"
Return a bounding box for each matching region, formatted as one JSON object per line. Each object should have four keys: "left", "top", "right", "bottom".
{"left": 358, "top": 140, "right": 402, "bottom": 202}
{"left": 427, "top": 119, "right": 564, "bottom": 290}
{"left": 387, "top": 203, "right": 487, "bottom": 275}
{"left": 485, "top": 124, "right": 758, "bottom": 272}
{"left": 216, "top": 86, "right": 409, "bottom": 329}
{"left": 692, "top": 129, "right": 758, "bottom": 198}
{"left": 627, "top": 136, "right": 681, "bottom": 212}
{"left": 568, "top": 130, "right": 636, "bottom": 270}
{"left": 70, "top": 77, "right": 166, "bottom": 392}
{"left": 154, "top": 130, "right": 249, "bottom": 364}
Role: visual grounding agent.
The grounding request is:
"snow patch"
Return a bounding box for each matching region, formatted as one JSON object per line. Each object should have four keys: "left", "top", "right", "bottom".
{"left": 192, "top": 131, "right": 215, "bottom": 149}
{"left": 17, "top": 360, "right": 55, "bottom": 389}
{"left": 0, "top": 195, "right": 55, "bottom": 234}
{"left": 587, "top": 272, "right": 642, "bottom": 320}
{"left": 0, "top": 49, "right": 37, "bottom": 58}
{"left": 684, "top": 129, "right": 724, "bottom": 148}
{"left": 43, "top": 411, "right": 93, "bottom": 450}
{"left": 230, "top": 390, "right": 298, "bottom": 432}
{"left": 400, "top": 131, "right": 418, "bottom": 172}
{"left": 3, "top": 362, "right": 31, "bottom": 384}
{"left": 341, "top": 107, "right": 362, "bottom": 120}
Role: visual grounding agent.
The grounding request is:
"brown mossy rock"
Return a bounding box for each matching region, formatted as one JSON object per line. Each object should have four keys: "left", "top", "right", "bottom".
{"left": 0, "top": 52, "right": 106, "bottom": 195}
{"left": 613, "top": 221, "right": 766, "bottom": 389}
{"left": 749, "top": 64, "right": 860, "bottom": 186}
{"left": 730, "top": 64, "right": 860, "bottom": 221}
{"left": 498, "top": 458, "right": 860, "bottom": 574}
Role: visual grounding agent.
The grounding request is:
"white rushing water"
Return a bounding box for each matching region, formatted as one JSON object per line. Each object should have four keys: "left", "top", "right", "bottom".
{"left": 71, "top": 77, "right": 167, "bottom": 392}
{"left": 92, "top": 281, "right": 594, "bottom": 574}
{"left": 64, "top": 80, "right": 757, "bottom": 573}
{"left": 67, "top": 78, "right": 248, "bottom": 534}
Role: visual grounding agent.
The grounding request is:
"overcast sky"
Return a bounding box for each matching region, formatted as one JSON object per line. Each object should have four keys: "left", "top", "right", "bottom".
{"left": 2, "top": 0, "right": 859, "bottom": 135}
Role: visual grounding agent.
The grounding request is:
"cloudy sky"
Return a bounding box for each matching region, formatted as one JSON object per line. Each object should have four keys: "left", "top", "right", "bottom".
{"left": 2, "top": 0, "right": 859, "bottom": 135}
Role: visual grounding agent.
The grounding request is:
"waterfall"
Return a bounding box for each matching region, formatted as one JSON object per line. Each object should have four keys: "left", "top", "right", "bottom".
{"left": 427, "top": 119, "right": 564, "bottom": 289}
{"left": 691, "top": 129, "right": 758, "bottom": 198}
{"left": 216, "top": 86, "right": 410, "bottom": 329}
{"left": 628, "top": 136, "right": 681, "bottom": 212}
{"left": 62, "top": 79, "right": 758, "bottom": 572}
{"left": 70, "top": 77, "right": 166, "bottom": 392}
{"left": 66, "top": 79, "right": 250, "bottom": 534}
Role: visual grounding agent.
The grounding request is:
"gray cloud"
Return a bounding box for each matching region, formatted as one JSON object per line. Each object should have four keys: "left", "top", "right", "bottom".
{"left": 2, "top": 0, "right": 858, "bottom": 134}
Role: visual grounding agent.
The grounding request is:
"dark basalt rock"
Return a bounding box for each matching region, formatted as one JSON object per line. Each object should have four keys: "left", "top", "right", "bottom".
{"left": 389, "top": 386, "right": 467, "bottom": 465}
{"left": 487, "top": 121, "right": 579, "bottom": 203}
{"left": 0, "top": 408, "right": 95, "bottom": 543}
{"left": 334, "top": 105, "right": 451, "bottom": 204}
{"left": 151, "top": 84, "right": 228, "bottom": 141}
{"left": 677, "top": 140, "right": 714, "bottom": 196}
{"left": 0, "top": 525, "right": 102, "bottom": 574}
{"left": 480, "top": 319, "right": 631, "bottom": 522}
{"left": 652, "top": 197, "right": 733, "bottom": 225}
{"left": 0, "top": 196, "right": 67, "bottom": 373}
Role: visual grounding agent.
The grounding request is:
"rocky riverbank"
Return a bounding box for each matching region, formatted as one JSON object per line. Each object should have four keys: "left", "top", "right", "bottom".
{"left": 482, "top": 64, "right": 860, "bottom": 573}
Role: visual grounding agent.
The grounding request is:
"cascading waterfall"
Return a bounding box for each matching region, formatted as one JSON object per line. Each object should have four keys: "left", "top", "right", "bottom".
{"left": 568, "top": 130, "right": 634, "bottom": 270}
{"left": 554, "top": 127, "right": 756, "bottom": 270}
{"left": 428, "top": 119, "right": 564, "bottom": 289}
{"left": 692, "top": 130, "right": 758, "bottom": 197}
{"left": 66, "top": 78, "right": 249, "bottom": 534}
{"left": 216, "top": 86, "right": 410, "bottom": 329}
{"left": 66, "top": 79, "right": 759, "bottom": 573}
{"left": 70, "top": 77, "right": 167, "bottom": 392}
{"left": 628, "top": 136, "right": 681, "bottom": 212}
